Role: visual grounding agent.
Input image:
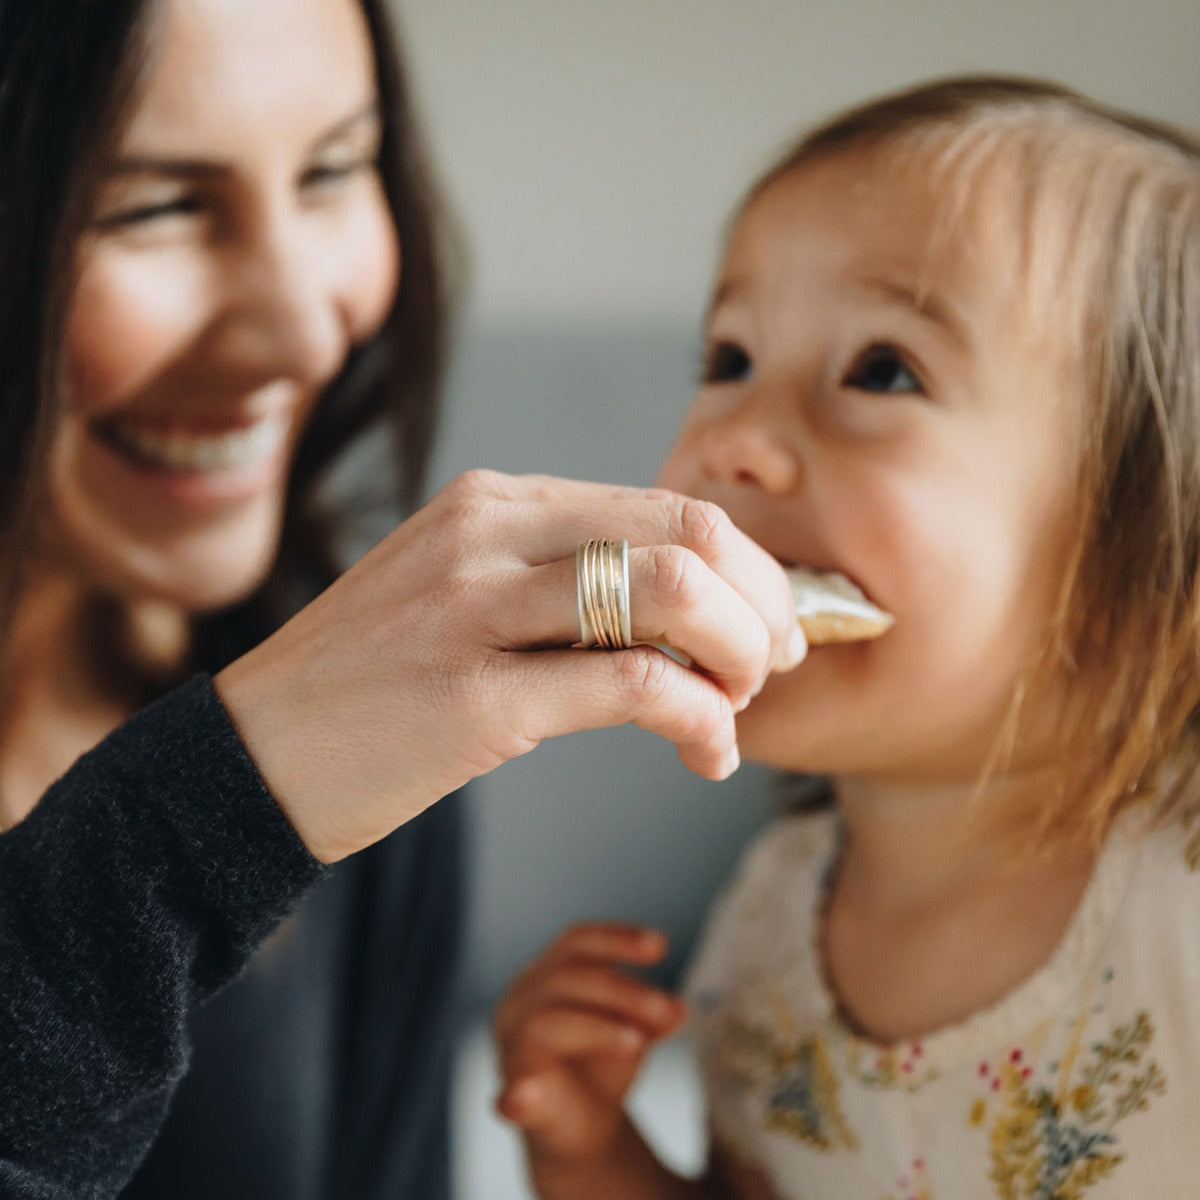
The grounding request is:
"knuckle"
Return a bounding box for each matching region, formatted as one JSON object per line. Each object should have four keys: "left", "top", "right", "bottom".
{"left": 675, "top": 497, "right": 731, "bottom": 558}
{"left": 648, "top": 545, "right": 700, "bottom": 612}
{"left": 441, "top": 491, "right": 494, "bottom": 543}
{"left": 447, "top": 466, "right": 505, "bottom": 499}
{"left": 617, "top": 646, "right": 673, "bottom": 704}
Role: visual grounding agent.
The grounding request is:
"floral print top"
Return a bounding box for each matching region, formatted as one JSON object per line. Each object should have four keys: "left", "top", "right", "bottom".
{"left": 684, "top": 805, "right": 1196, "bottom": 1200}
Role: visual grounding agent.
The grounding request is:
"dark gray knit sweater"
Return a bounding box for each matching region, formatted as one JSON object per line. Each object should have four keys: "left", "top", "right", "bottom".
{"left": 0, "top": 675, "right": 463, "bottom": 1200}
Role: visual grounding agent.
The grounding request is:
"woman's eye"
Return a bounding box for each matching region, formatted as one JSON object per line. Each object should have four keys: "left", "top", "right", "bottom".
{"left": 300, "top": 159, "right": 372, "bottom": 191}
{"left": 96, "top": 197, "right": 203, "bottom": 229}
{"left": 701, "top": 340, "right": 753, "bottom": 384}
{"left": 843, "top": 344, "right": 924, "bottom": 395}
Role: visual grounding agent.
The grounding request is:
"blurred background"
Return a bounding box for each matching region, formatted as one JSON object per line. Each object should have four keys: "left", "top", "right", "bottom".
{"left": 385, "top": 3, "right": 1200, "bottom": 1195}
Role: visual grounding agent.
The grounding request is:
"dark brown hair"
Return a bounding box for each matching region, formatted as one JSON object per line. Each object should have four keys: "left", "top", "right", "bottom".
{"left": 751, "top": 77, "right": 1200, "bottom": 836}
{"left": 0, "top": 0, "right": 452, "bottom": 676}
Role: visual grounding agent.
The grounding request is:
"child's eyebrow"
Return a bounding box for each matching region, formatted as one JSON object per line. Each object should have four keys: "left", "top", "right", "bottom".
{"left": 705, "top": 276, "right": 748, "bottom": 322}
{"left": 855, "top": 275, "right": 972, "bottom": 352}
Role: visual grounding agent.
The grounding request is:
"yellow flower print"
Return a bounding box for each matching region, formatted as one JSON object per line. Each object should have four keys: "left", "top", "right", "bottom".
{"left": 970, "top": 1014, "right": 1165, "bottom": 1199}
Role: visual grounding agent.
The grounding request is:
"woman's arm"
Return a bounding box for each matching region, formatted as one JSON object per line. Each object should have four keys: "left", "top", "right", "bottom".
{"left": 0, "top": 470, "right": 801, "bottom": 1196}
{"left": 0, "top": 676, "right": 323, "bottom": 1199}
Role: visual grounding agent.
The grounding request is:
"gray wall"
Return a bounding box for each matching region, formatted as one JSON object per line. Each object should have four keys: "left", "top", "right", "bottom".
{"left": 398, "top": 0, "right": 1200, "bottom": 323}
{"left": 390, "top": 2, "right": 1200, "bottom": 1012}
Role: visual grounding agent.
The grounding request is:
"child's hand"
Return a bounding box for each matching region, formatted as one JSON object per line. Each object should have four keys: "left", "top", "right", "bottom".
{"left": 494, "top": 922, "right": 687, "bottom": 1165}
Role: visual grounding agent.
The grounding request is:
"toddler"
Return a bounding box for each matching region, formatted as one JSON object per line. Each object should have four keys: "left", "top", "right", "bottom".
{"left": 495, "top": 76, "right": 1200, "bottom": 1199}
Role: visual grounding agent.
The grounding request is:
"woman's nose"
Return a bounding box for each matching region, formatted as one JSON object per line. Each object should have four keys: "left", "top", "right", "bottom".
{"left": 698, "top": 395, "right": 801, "bottom": 495}
{"left": 215, "top": 220, "right": 348, "bottom": 390}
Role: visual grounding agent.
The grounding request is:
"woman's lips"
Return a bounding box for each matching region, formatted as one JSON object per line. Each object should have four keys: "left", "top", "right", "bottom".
{"left": 96, "top": 413, "right": 290, "bottom": 474}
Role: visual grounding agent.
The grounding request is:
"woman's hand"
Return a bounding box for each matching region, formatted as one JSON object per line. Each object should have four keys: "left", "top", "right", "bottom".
{"left": 215, "top": 470, "right": 804, "bottom": 861}
{"left": 494, "top": 923, "right": 685, "bottom": 1167}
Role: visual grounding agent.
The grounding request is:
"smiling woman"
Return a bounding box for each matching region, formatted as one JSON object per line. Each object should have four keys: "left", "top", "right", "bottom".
{"left": 0, "top": 1, "right": 802, "bottom": 1196}
{"left": 2, "top": 2, "right": 460, "bottom": 1197}
{"left": 54, "top": 0, "right": 402, "bottom": 616}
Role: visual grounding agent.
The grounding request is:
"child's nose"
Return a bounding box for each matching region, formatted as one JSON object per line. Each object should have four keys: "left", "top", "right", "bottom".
{"left": 699, "top": 408, "right": 800, "bottom": 495}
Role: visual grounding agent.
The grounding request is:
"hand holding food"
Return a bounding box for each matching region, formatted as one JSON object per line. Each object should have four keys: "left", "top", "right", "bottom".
{"left": 215, "top": 470, "right": 805, "bottom": 863}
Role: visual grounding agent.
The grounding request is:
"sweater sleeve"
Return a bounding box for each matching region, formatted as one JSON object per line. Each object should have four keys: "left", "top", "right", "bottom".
{"left": 0, "top": 674, "right": 328, "bottom": 1199}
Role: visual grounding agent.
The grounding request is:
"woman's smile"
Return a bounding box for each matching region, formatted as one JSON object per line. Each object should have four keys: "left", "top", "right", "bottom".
{"left": 87, "top": 410, "right": 294, "bottom": 511}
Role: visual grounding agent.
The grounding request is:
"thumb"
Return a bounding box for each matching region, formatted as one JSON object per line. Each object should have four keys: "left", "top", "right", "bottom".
{"left": 496, "top": 1066, "right": 629, "bottom": 1161}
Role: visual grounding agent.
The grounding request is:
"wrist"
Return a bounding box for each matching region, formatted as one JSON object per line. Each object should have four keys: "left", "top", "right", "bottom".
{"left": 525, "top": 1118, "right": 658, "bottom": 1200}
{"left": 213, "top": 648, "right": 353, "bottom": 865}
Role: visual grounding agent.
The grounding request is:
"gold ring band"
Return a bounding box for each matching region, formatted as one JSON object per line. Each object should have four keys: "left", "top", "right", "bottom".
{"left": 575, "top": 538, "right": 632, "bottom": 650}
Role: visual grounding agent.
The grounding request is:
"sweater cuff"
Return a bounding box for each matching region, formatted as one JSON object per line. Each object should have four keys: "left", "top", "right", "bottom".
{"left": 102, "top": 674, "right": 329, "bottom": 980}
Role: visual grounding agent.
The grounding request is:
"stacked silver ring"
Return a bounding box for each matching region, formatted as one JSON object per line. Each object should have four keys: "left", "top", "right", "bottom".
{"left": 575, "top": 538, "right": 633, "bottom": 649}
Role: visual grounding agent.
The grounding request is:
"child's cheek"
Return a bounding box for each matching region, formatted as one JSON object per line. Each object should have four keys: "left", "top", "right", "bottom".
{"left": 654, "top": 421, "right": 704, "bottom": 493}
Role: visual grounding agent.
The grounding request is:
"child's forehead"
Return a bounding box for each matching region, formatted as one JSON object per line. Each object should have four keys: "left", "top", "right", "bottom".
{"left": 720, "top": 129, "right": 1097, "bottom": 352}
{"left": 719, "top": 146, "right": 1018, "bottom": 317}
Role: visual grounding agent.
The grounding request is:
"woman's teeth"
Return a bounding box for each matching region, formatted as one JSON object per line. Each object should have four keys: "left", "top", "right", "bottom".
{"left": 105, "top": 415, "right": 289, "bottom": 472}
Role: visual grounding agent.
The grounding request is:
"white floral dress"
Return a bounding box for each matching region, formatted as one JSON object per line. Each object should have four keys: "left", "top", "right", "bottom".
{"left": 684, "top": 803, "right": 1200, "bottom": 1200}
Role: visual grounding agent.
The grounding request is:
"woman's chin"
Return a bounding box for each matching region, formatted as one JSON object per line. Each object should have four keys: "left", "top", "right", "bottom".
{"left": 74, "top": 527, "right": 281, "bottom": 616}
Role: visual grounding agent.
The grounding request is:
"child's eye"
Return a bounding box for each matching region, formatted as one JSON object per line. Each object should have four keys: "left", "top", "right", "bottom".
{"left": 701, "top": 340, "right": 753, "bottom": 385}
{"left": 843, "top": 344, "right": 924, "bottom": 396}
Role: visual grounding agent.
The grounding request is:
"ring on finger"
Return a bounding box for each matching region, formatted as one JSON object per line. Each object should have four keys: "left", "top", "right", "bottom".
{"left": 575, "top": 538, "right": 632, "bottom": 650}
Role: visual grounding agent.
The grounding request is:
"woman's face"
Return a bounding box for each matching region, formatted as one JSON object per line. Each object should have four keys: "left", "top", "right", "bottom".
{"left": 54, "top": 0, "right": 400, "bottom": 612}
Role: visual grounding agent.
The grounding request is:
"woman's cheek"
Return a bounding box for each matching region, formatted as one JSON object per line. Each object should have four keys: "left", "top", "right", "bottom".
{"left": 339, "top": 181, "right": 401, "bottom": 340}
{"left": 66, "top": 252, "right": 203, "bottom": 414}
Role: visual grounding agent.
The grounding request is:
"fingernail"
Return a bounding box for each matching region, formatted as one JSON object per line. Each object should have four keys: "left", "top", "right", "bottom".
{"left": 779, "top": 624, "right": 807, "bottom": 670}
{"left": 721, "top": 744, "right": 741, "bottom": 777}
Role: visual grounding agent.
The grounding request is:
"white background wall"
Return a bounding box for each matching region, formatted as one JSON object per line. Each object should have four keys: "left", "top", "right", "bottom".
{"left": 397, "top": 0, "right": 1199, "bottom": 323}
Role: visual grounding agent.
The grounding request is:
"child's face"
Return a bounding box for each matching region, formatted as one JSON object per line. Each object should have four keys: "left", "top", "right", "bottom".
{"left": 657, "top": 147, "right": 1082, "bottom": 787}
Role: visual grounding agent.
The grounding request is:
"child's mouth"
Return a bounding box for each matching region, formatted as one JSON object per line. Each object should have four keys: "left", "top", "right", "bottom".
{"left": 782, "top": 565, "right": 894, "bottom": 645}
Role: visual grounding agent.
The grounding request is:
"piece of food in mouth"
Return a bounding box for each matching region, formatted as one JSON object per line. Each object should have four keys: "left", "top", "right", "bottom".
{"left": 785, "top": 567, "right": 894, "bottom": 645}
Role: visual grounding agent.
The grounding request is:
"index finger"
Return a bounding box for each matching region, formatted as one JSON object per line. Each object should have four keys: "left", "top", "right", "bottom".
{"left": 543, "top": 922, "right": 670, "bottom": 966}
{"left": 492, "top": 478, "right": 802, "bottom": 670}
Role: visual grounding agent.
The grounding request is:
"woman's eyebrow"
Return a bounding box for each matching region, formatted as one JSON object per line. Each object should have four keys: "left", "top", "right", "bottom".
{"left": 106, "top": 100, "right": 383, "bottom": 179}
{"left": 105, "top": 156, "right": 224, "bottom": 180}
{"left": 309, "top": 100, "right": 381, "bottom": 152}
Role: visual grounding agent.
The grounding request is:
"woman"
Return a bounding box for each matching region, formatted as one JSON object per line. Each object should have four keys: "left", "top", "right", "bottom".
{"left": 0, "top": 0, "right": 801, "bottom": 1197}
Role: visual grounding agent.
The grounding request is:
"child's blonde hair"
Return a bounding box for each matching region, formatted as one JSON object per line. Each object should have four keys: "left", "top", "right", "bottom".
{"left": 750, "top": 77, "right": 1200, "bottom": 838}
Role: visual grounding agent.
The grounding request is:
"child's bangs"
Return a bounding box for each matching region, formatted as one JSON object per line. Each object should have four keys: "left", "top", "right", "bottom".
{"left": 861, "top": 113, "right": 1166, "bottom": 360}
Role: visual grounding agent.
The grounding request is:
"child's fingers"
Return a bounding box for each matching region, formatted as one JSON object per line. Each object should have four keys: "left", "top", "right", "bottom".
{"left": 503, "top": 1006, "right": 648, "bottom": 1073}
{"left": 542, "top": 922, "right": 670, "bottom": 967}
{"left": 496, "top": 961, "right": 685, "bottom": 1046}
{"left": 496, "top": 922, "right": 672, "bottom": 1038}
{"left": 500, "top": 922, "right": 668, "bottom": 1012}
{"left": 497, "top": 1004, "right": 659, "bottom": 1114}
